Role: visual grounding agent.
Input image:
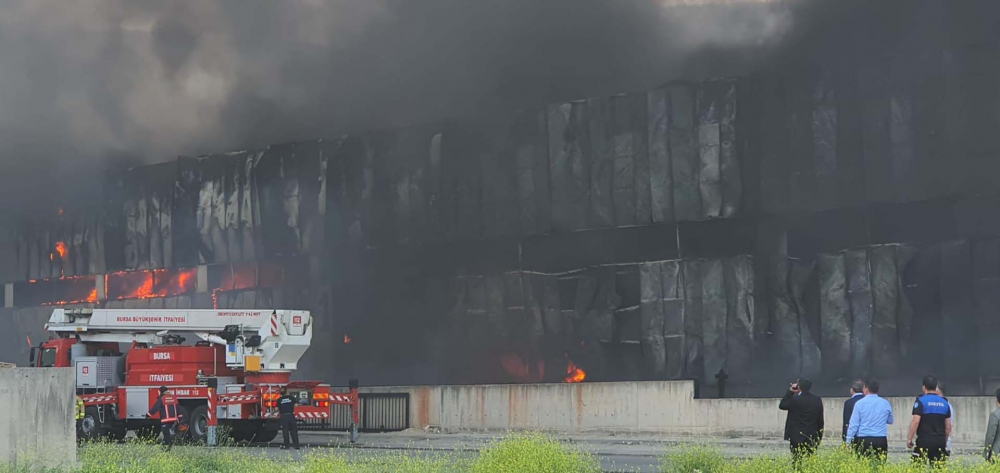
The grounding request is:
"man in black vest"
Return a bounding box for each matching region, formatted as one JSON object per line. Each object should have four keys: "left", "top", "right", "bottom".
{"left": 780, "top": 378, "right": 825, "bottom": 464}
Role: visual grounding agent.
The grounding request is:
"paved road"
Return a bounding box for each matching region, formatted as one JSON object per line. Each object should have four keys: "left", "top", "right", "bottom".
{"left": 252, "top": 432, "right": 661, "bottom": 472}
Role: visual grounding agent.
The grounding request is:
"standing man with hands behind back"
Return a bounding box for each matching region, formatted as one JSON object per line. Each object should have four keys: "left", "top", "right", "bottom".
{"left": 780, "top": 378, "right": 825, "bottom": 464}
{"left": 845, "top": 379, "right": 893, "bottom": 461}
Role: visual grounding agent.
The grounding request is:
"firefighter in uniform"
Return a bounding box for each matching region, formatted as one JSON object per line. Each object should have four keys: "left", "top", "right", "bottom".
{"left": 278, "top": 386, "right": 300, "bottom": 450}
{"left": 146, "top": 386, "right": 179, "bottom": 450}
{"left": 75, "top": 396, "right": 85, "bottom": 422}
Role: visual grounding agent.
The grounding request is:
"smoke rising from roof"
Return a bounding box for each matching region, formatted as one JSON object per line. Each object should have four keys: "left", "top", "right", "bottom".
{"left": 0, "top": 0, "right": 801, "bottom": 210}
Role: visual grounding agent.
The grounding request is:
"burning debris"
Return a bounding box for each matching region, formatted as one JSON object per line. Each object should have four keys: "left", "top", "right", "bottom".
{"left": 499, "top": 352, "right": 586, "bottom": 384}
{"left": 563, "top": 356, "right": 586, "bottom": 384}
{"left": 344, "top": 334, "right": 352, "bottom": 345}
{"left": 105, "top": 267, "right": 197, "bottom": 300}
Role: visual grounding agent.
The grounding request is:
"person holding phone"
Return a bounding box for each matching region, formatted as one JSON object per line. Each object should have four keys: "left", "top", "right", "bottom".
{"left": 780, "top": 378, "right": 825, "bottom": 465}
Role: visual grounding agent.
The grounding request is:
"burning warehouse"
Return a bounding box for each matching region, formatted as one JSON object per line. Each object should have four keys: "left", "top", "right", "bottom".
{"left": 0, "top": 0, "right": 999, "bottom": 396}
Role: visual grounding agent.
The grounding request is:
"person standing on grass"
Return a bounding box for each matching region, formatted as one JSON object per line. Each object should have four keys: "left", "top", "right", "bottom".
{"left": 908, "top": 375, "right": 952, "bottom": 464}
{"left": 846, "top": 379, "right": 893, "bottom": 461}
{"left": 843, "top": 379, "right": 865, "bottom": 443}
{"left": 780, "top": 378, "right": 824, "bottom": 465}
{"left": 984, "top": 388, "right": 1000, "bottom": 462}
{"left": 983, "top": 389, "right": 1000, "bottom": 463}
{"left": 277, "top": 386, "right": 301, "bottom": 450}
{"left": 145, "top": 386, "right": 178, "bottom": 451}
{"left": 936, "top": 382, "right": 953, "bottom": 455}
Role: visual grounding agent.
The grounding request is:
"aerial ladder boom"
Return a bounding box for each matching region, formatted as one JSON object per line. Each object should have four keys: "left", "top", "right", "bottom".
{"left": 46, "top": 308, "right": 312, "bottom": 372}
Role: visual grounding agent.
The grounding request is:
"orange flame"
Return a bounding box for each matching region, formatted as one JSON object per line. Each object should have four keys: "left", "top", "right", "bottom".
{"left": 343, "top": 334, "right": 352, "bottom": 345}
{"left": 55, "top": 241, "right": 67, "bottom": 259}
{"left": 135, "top": 275, "right": 154, "bottom": 298}
{"left": 86, "top": 288, "right": 98, "bottom": 303}
{"left": 563, "top": 357, "right": 586, "bottom": 383}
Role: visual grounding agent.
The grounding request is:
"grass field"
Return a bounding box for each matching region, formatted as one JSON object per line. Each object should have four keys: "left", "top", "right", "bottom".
{"left": 662, "top": 444, "right": 1000, "bottom": 472}
{"left": 7, "top": 436, "right": 1000, "bottom": 472}
{"left": 2, "top": 433, "right": 600, "bottom": 473}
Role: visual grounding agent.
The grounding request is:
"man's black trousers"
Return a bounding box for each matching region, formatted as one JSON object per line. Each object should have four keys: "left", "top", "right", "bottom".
{"left": 789, "top": 438, "right": 819, "bottom": 463}
{"left": 913, "top": 444, "right": 948, "bottom": 463}
{"left": 853, "top": 437, "right": 888, "bottom": 459}
{"left": 280, "top": 414, "right": 299, "bottom": 448}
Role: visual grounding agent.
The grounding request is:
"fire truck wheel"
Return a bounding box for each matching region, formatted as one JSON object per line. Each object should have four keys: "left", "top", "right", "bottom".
{"left": 78, "top": 407, "right": 105, "bottom": 442}
{"left": 188, "top": 406, "right": 209, "bottom": 443}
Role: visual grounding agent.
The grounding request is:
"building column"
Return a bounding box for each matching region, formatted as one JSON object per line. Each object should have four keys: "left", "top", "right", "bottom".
{"left": 96, "top": 274, "right": 106, "bottom": 301}
{"left": 197, "top": 265, "right": 209, "bottom": 293}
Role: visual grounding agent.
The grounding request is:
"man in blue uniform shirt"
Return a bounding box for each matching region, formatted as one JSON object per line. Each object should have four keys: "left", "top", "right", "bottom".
{"left": 846, "top": 379, "right": 893, "bottom": 460}
{"left": 908, "top": 376, "right": 952, "bottom": 463}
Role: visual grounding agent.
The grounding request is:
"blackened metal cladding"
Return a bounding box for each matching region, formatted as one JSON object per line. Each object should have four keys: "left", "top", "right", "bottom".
{"left": 639, "top": 262, "right": 667, "bottom": 377}
{"left": 870, "top": 245, "right": 902, "bottom": 377}
{"left": 817, "top": 252, "right": 849, "bottom": 380}
{"left": 846, "top": 248, "right": 874, "bottom": 376}
{"left": 789, "top": 258, "right": 821, "bottom": 379}
{"left": 724, "top": 255, "right": 753, "bottom": 382}
{"left": 172, "top": 157, "right": 201, "bottom": 267}
{"left": 647, "top": 86, "right": 673, "bottom": 224}
{"left": 669, "top": 84, "right": 699, "bottom": 222}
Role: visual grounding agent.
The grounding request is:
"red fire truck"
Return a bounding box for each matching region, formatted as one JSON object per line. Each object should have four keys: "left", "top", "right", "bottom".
{"left": 31, "top": 308, "right": 360, "bottom": 443}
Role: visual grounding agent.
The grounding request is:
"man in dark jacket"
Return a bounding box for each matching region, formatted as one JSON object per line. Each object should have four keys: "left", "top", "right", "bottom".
{"left": 277, "top": 386, "right": 300, "bottom": 450}
{"left": 780, "top": 378, "right": 825, "bottom": 464}
{"left": 843, "top": 379, "right": 865, "bottom": 443}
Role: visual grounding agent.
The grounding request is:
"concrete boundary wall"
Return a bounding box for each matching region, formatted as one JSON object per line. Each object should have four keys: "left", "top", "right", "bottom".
{"left": 0, "top": 368, "right": 76, "bottom": 468}
{"left": 360, "top": 381, "right": 995, "bottom": 443}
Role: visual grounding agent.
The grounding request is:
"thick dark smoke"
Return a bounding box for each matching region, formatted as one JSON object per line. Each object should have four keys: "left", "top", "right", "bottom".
{"left": 0, "top": 0, "right": 802, "bottom": 212}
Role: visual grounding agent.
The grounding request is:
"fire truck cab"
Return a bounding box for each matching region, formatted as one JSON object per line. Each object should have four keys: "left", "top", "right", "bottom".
{"left": 31, "top": 308, "right": 359, "bottom": 443}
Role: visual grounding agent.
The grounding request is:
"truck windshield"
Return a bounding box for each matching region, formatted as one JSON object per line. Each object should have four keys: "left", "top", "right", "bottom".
{"left": 39, "top": 348, "right": 57, "bottom": 367}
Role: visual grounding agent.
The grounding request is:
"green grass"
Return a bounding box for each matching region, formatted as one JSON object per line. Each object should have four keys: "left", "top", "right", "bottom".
{"left": 2, "top": 433, "right": 593, "bottom": 473}
{"left": 469, "top": 433, "right": 600, "bottom": 473}
{"left": 17, "top": 435, "right": 1000, "bottom": 472}
{"left": 660, "top": 444, "right": 1000, "bottom": 473}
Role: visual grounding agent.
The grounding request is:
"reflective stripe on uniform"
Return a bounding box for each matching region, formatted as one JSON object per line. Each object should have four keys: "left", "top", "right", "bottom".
{"left": 161, "top": 394, "right": 179, "bottom": 423}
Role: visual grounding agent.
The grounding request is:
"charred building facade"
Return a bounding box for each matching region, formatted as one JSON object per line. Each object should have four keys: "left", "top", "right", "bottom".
{"left": 1, "top": 2, "right": 999, "bottom": 396}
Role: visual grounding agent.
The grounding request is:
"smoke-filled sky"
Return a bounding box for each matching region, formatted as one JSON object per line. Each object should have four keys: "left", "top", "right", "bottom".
{"left": 0, "top": 0, "right": 814, "bottom": 210}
